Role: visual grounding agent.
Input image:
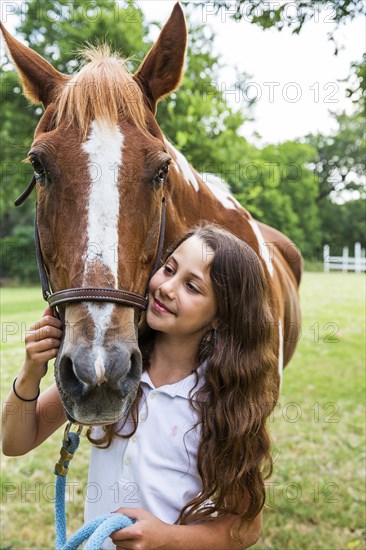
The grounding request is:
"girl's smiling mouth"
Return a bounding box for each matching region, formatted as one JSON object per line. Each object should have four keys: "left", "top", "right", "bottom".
{"left": 153, "top": 298, "right": 174, "bottom": 314}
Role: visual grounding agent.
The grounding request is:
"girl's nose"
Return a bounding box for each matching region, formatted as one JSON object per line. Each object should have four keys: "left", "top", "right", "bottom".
{"left": 159, "top": 279, "right": 176, "bottom": 300}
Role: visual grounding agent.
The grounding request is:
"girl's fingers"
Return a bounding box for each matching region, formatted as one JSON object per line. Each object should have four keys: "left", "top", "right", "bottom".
{"left": 31, "top": 349, "right": 59, "bottom": 363}
{"left": 26, "top": 338, "right": 62, "bottom": 353}
{"left": 29, "top": 314, "right": 62, "bottom": 331}
{"left": 26, "top": 325, "right": 63, "bottom": 344}
{"left": 25, "top": 311, "right": 63, "bottom": 370}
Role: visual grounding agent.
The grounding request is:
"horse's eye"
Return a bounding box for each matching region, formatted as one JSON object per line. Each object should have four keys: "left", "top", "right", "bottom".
{"left": 29, "top": 154, "right": 50, "bottom": 184}
{"left": 29, "top": 155, "right": 45, "bottom": 181}
{"left": 154, "top": 162, "right": 170, "bottom": 186}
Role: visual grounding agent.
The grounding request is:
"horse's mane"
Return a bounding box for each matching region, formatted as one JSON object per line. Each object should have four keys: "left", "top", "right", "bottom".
{"left": 54, "top": 45, "right": 147, "bottom": 140}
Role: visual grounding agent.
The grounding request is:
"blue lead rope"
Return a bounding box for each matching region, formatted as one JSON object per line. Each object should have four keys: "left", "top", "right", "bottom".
{"left": 59, "top": 511, "right": 133, "bottom": 550}
{"left": 54, "top": 424, "right": 133, "bottom": 550}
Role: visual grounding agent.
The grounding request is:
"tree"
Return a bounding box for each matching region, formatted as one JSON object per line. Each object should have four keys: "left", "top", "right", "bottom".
{"left": 344, "top": 54, "right": 366, "bottom": 117}
{"left": 235, "top": 141, "right": 321, "bottom": 258}
{"left": 305, "top": 57, "right": 366, "bottom": 252}
{"left": 197, "top": 0, "right": 365, "bottom": 53}
{"left": 306, "top": 56, "right": 365, "bottom": 202}
{"left": 320, "top": 199, "right": 366, "bottom": 254}
{"left": 308, "top": 109, "right": 365, "bottom": 203}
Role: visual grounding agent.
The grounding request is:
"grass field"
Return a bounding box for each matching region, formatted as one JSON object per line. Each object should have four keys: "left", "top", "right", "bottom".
{"left": 1, "top": 272, "right": 365, "bottom": 549}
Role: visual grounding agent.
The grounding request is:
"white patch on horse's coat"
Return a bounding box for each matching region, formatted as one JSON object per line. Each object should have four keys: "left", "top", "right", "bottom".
{"left": 202, "top": 173, "right": 231, "bottom": 194}
{"left": 166, "top": 141, "right": 199, "bottom": 191}
{"left": 202, "top": 173, "right": 241, "bottom": 210}
{"left": 82, "top": 120, "right": 124, "bottom": 379}
{"left": 278, "top": 319, "right": 283, "bottom": 389}
{"left": 249, "top": 219, "right": 274, "bottom": 277}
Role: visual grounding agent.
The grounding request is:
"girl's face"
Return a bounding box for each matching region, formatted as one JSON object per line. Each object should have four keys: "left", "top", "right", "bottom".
{"left": 146, "top": 236, "right": 218, "bottom": 339}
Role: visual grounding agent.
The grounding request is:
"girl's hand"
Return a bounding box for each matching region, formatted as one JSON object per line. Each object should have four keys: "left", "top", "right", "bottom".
{"left": 23, "top": 307, "right": 63, "bottom": 381}
{"left": 110, "top": 508, "right": 172, "bottom": 550}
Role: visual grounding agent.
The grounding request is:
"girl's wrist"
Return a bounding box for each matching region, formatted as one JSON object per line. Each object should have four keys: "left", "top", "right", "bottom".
{"left": 14, "top": 369, "right": 43, "bottom": 399}
{"left": 13, "top": 377, "right": 40, "bottom": 402}
{"left": 22, "top": 358, "right": 47, "bottom": 379}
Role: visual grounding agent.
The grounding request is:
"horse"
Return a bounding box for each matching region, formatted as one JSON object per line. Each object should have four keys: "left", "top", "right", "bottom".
{"left": 1, "top": 3, "right": 302, "bottom": 425}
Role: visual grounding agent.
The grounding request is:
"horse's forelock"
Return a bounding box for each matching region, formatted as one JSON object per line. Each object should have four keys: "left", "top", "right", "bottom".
{"left": 54, "top": 46, "right": 148, "bottom": 140}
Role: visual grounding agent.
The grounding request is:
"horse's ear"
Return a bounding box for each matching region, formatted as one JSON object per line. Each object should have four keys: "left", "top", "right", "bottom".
{"left": 0, "top": 22, "right": 67, "bottom": 107}
{"left": 134, "top": 2, "right": 187, "bottom": 113}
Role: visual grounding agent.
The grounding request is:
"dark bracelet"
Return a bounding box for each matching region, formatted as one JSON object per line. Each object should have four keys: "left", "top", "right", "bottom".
{"left": 13, "top": 377, "right": 40, "bottom": 402}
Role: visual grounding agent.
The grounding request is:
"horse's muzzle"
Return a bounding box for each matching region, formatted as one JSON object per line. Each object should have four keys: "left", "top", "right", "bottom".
{"left": 54, "top": 342, "right": 142, "bottom": 424}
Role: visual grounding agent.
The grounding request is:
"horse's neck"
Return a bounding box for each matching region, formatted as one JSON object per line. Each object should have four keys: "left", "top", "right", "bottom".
{"left": 164, "top": 139, "right": 253, "bottom": 244}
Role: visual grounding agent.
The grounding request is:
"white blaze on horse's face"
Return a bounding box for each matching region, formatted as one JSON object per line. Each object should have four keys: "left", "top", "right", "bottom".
{"left": 80, "top": 119, "right": 124, "bottom": 385}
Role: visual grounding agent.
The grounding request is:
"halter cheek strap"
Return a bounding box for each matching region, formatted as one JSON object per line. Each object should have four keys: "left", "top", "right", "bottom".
{"left": 14, "top": 175, "right": 37, "bottom": 206}
{"left": 15, "top": 180, "right": 166, "bottom": 311}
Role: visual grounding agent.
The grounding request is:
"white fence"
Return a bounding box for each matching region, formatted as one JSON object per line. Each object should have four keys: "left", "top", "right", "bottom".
{"left": 323, "top": 242, "right": 366, "bottom": 273}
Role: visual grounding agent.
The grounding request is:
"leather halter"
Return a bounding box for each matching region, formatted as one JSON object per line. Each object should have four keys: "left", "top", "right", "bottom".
{"left": 15, "top": 176, "right": 166, "bottom": 311}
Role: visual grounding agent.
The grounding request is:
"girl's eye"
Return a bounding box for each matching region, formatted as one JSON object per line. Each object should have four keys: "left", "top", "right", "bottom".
{"left": 163, "top": 264, "right": 174, "bottom": 275}
{"left": 186, "top": 282, "right": 199, "bottom": 293}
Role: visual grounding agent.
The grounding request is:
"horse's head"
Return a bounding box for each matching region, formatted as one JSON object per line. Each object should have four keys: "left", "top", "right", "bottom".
{"left": 1, "top": 4, "right": 187, "bottom": 424}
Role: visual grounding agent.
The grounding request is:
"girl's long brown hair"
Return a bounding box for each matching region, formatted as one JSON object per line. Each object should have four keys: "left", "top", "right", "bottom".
{"left": 88, "top": 223, "right": 279, "bottom": 538}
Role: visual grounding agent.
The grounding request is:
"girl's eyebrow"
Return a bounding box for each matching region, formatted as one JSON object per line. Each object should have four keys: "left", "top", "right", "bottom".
{"left": 168, "top": 254, "right": 208, "bottom": 286}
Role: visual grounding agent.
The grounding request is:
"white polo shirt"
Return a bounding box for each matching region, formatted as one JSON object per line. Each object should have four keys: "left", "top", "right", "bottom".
{"left": 84, "top": 367, "right": 204, "bottom": 549}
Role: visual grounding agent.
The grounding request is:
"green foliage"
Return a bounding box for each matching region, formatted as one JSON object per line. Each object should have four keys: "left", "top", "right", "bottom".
{"left": 236, "top": 141, "right": 321, "bottom": 258}
{"left": 0, "top": 225, "right": 38, "bottom": 283}
{"left": 0, "top": 69, "right": 37, "bottom": 210}
{"left": 344, "top": 53, "right": 366, "bottom": 116}
{"left": 319, "top": 199, "right": 366, "bottom": 254}
{"left": 308, "top": 109, "right": 366, "bottom": 203}
{"left": 304, "top": 57, "right": 365, "bottom": 252}
{"left": 17, "top": 0, "right": 148, "bottom": 69}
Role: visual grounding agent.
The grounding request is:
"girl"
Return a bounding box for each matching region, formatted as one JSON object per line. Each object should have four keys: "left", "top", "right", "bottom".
{"left": 2, "top": 224, "right": 279, "bottom": 550}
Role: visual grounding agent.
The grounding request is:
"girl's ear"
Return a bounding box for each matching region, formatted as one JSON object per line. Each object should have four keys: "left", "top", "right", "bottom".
{"left": 211, "top": 319, "right": 219, "bottom": 330}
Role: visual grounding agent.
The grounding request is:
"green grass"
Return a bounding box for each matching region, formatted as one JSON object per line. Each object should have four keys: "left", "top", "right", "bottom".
{"left": 254, "top": 272, "right": 366, "bottom": 550}
{"left": 1, "top": 274, "right": 365, "bottom": 549}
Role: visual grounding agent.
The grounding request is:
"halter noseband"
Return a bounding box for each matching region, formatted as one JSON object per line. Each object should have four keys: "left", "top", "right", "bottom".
{"left": 15, "top": 176, "right": 166, "bottom": 311}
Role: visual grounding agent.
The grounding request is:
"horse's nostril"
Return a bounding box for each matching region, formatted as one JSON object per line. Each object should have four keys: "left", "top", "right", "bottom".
{"left": 59, "top": 355, "right": 84, "bottom": 399}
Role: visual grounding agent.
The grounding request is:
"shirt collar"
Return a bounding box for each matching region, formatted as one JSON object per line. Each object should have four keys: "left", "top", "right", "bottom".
{"left": 140, "top": 361, "right": 207, "bottom": 399}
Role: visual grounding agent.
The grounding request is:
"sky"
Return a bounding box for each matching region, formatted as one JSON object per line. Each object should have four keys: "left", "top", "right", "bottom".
{"left": 140, "top": 0, "right": 365, "bottom": 145}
